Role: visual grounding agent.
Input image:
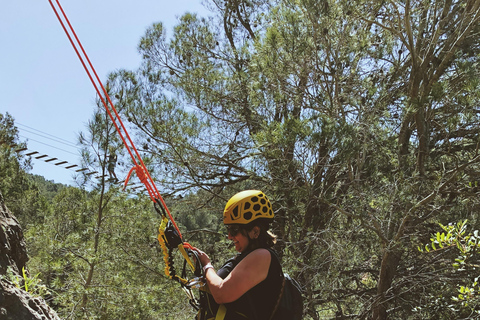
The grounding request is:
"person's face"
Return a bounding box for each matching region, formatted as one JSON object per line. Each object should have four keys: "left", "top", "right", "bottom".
{"left": 227, "top": 225, "right": 250, "bottom": 253}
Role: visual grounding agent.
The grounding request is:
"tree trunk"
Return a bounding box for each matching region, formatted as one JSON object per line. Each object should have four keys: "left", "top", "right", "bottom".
{"left": 81, "top": 166, "right": 107, "bottom": 311}
{"left": 372, "top": 248, "right": 402, "bottom": 320}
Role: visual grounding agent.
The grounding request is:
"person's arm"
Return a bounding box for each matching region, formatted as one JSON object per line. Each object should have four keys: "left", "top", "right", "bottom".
{"left": 198, "top": 249, "right": 271, "bottom": 304}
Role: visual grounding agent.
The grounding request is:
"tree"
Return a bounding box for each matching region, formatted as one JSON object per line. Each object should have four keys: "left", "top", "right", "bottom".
{"left": 97, "top": 0, "right": 480, "bottom": 318}
{"left": 18, "top": 1, "right": 480, "bottom": 318}
{"left": 25, "top": 79, "right": 199, "bottom": 318}
{"left": 0, "top": 112, "right": 44, "bottom": 228}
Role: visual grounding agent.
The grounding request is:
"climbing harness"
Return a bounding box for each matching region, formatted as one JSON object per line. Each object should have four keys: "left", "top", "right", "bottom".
{"left": 47, "top": 0, "right": 206, "bottom": 310}
{"left": 155, "top": 200, "right": 206, "bottom": 310}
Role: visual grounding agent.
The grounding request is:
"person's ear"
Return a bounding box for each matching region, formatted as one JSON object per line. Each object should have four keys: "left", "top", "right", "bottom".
{"left": 249, "top": 226, "right": 260, "bottom": 239}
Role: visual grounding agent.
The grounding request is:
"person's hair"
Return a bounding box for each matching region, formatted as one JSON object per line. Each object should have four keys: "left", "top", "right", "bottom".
{"left": 240, "top": 219, "right": 277, "bottom": 251}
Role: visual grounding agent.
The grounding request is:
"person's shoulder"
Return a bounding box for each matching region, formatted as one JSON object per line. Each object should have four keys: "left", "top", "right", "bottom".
{"left": 236, "top": 248, "right": 272, "bottom": 273}
{"left": 245, "top": 248, "right": 271, "bottom": 261}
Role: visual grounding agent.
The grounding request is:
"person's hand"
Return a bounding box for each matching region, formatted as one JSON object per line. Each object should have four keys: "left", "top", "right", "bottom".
{"left": 194, "top": 247, "right": 211, "bottom": 266}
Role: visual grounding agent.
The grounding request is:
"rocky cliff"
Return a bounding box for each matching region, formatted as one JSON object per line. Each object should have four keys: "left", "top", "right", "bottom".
{"left": 0, "top": 191, "right": 61, "bottom": 320}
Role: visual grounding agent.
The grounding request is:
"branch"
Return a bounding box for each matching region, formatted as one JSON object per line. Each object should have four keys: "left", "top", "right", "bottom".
{"left": 323, "top": 200, "right": 389, "bottom": 244}
{"left": 394, "top": 154, "right": 480, "bottom": 243}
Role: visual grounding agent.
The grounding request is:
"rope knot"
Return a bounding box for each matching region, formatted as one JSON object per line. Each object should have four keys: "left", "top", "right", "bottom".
{"left": 124, "top": 165, "right": 148, "bottom": 190}
{"left": 135, "top": 165, "right": 147, "bottom": 183}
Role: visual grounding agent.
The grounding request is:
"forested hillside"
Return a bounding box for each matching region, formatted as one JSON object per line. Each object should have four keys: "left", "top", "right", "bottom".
{"left": 2, "top": 0, "right": 480, "bottom": 319}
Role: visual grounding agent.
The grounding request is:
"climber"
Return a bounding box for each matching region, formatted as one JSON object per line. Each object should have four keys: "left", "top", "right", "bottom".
{"left": 107, "top": 150, "right": 118, "bottom": 183}
{"left": 194, "top": 190, "right": 284, "bottom": 319}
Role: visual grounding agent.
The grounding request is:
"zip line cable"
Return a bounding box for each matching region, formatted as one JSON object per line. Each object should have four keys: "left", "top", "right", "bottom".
{"left": 12, "top": 122, "right": 146, "bottom": 191}
{"left": 18, "top": 134, "right": 79, "bottom": 156}
{"left": 4, "top": 140, "right": 146, "bottom": 192}
{"left": 47, "top": 0, "right": 186, "bottom": 244}
{"left": 16, "top": 122, "right": 78, "bottom": 149}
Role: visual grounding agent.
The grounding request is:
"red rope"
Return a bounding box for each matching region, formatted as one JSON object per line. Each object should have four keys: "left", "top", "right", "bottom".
{"left": 47, "top": 0, "right": 183, "bottom": 239}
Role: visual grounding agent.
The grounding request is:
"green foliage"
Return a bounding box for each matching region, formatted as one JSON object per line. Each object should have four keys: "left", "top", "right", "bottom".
{"left": 0, "top": 113, "right": 48, "bottom": 228}
{"left": 118, "top": 0, "right": 480, "bottom": 318}
{"left": 4, "top": 0, "right": 480, "bottom": 319}
{"left": 29, "top": 174, "right": 67, "bottom": 202}
{"left": 26, "top": 179, "right": 195, "bottom": 319}
{"left": 420, "top": 220, "right": 480, "bottom": 313}
{"left": 1, "top": 266, "right": 50, "bottom": 298}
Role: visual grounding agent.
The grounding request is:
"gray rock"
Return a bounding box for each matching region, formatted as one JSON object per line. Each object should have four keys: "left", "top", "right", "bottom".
{"left": 0, "top": 191, "right": 61, "bottom": 320}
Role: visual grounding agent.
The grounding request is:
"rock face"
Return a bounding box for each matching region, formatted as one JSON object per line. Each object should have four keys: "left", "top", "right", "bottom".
{"left": 0, "top": 192, "right": 28, "bottom": 277}
{"left": 0, "top": 191, "right": 61, "bottom": 320}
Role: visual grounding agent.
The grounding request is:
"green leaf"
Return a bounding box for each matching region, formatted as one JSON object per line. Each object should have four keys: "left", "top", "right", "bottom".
{"left": 22, "top": 267, "right": 28, "bottom": 293}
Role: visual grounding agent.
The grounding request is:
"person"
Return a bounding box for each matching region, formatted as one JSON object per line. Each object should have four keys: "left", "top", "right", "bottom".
{"left": 194, "top": 190, "right": 284, "bottom": 320}
{"left": 107, "top": 151, "right": 118, "bottom": 183}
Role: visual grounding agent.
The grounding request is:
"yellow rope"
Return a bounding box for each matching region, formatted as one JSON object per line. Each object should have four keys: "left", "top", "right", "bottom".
{"left": 157, "top": 216, "right": 172, "bottom": 278}
{"left": 157, "top": 216, "right": 191, "bottom": 285}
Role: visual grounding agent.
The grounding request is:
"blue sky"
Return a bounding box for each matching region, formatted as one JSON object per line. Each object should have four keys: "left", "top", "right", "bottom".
{"left": 1, "top": 0, "right": 209, "bottom": 186}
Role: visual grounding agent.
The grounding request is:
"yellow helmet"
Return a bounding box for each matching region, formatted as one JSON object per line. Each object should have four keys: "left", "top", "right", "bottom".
{"left": 223, "top": 190, "right": 274, "bottom": 225}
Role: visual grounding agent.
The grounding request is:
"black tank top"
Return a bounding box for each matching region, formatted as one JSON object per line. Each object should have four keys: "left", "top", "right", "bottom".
{"left": 217, "top": 248, "right": 283, "bottom": 320}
